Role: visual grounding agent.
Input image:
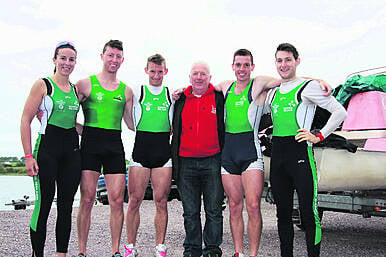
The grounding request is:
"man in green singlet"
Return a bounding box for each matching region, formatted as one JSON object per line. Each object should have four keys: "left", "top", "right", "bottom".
{"left": 215, "top": 49, "right": 331, "bottom": 257}
{"left": 215, "top": 49, "right": 280, "bottom": 257}
{"left": 268, "top": 43, "right": 346, "bottom": 257}
{"left": 124, "top": 54, "right": 172, "bottom": 257}
{"left": 75, "top": 40, "right": 134, "bottom": 257}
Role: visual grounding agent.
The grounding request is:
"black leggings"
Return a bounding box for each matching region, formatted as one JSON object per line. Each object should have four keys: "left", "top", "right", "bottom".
{"left": 30, "top": 125, "right": 81, "bottom": 256}
{"left": 270, "top": 136, "right": 321, "bottom": 257}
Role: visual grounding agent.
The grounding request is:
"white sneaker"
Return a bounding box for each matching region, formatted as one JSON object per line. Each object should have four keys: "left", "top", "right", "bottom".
{"left": 154, "top": 244, "right": 167, "bottom": 257}
{"left": 124, "top": 244, "right": 138, "bottom": 257}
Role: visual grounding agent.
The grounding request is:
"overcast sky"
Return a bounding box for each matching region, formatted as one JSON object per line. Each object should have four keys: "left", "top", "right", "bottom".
{"left": 1, "top": 0, "right": 385, "bottom": 157}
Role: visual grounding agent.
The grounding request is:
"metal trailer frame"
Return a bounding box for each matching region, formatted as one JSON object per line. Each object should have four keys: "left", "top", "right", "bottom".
{"left": 264, "top": 185, "right": 386, "bottom": 230}
{"left": 313, "top": 190, "right": 386, "bottom": 218}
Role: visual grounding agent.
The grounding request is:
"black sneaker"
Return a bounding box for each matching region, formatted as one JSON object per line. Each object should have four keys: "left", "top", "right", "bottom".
{"left": 112, "top": 252, "right": 123, "bottom": 257}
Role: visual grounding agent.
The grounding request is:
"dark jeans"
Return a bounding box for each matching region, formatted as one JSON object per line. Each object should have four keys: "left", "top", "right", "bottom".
{"left": 177, "top": 154, "right": 224, "bottom": 257}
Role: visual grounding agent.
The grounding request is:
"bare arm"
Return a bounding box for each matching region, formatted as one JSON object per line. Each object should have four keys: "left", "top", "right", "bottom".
{"left": 253, "top": 76, "right": 281, "bottom": 93}
{"left": 74, "top": 78, "right": 92, "bottom": 135}
{"left": 251, "top": 76, "right": 281, "bottom": 105}
{"left": 123, "top": 86, "right": 135, "bottom": 131}
{"left": 75, "top": 78, "right": 91, "bottom": 103}
{"left": 215, "top": 80, "right": 233, "bottom": 95}
{"left": 20, "top": 80, "right": 46, "bottom": 176}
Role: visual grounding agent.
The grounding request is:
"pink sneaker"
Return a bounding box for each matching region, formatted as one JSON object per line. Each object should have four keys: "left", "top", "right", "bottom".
{"left": 154, "top": 244, "right": 167, "bottom": 257}
{"left": 124, "top": 244, "right": 138, "bottom": 257}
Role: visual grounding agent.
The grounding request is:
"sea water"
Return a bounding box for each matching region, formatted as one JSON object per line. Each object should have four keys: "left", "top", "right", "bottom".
{"left": 0, "top": 176, "right": 80, "bottom": 211}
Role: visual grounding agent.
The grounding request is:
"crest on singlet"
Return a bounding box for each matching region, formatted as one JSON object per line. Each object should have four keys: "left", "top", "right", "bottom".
{"left": 38, "top": 77, "right": 79, "bottom": 134}
{"left": 81, "top": 75, "right": 126, "bottom": 130}
{"left": 224, "top": 79, "right": 254, "bottom": 133}
{"left": 136, "top": 85, "right": 171, "bottom": 132}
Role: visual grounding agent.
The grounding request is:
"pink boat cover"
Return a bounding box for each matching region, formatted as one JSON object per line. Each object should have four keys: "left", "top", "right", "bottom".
{"left": 342, "top": 91, "right": 386, "bottom": 131}
{"left": 364, "top": 138, "right": 386, "bottom": 151}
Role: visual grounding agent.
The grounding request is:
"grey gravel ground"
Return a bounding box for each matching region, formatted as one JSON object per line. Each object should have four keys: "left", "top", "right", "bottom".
{"left": 1, "top": 200, "right": 385, "bottom": 257}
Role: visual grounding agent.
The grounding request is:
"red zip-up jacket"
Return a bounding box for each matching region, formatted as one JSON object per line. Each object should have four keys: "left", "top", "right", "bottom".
{"left": 179, "top": 84, "right": 220, "bottom": 157}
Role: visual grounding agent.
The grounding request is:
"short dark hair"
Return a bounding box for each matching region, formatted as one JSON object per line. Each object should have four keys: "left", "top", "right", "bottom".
{"left": 233, "top": 49, "right": 253, "bottom": 65}
{"left": 103, "top": 40, "right": 123, "bottom": 53}
{"left": 147, "top": 54, "right": 166, "bottom": 68}
{"left": 276, "top": 43, "right": 299, "bottom": 60}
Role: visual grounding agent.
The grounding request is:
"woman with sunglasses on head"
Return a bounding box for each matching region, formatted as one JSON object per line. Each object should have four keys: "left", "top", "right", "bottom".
{"left": 21, "top": 41, "right": 81, "bottom": 257}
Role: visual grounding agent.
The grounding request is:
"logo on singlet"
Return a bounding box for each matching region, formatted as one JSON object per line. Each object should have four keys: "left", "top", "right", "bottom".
{"left": 272, "top": 104, "right": 279, "bottom": 114}
{"left": 113, "top": 95, "right": 123, "bottom": 102}
{"left": 235, "top": 96, "right": 247, "bottom": 106}
{"left": 96, "top": 92, "right": 104, "bottom": 101}
{"left": 69, "top": 101, "right": 80, "bottom": 111}
{"left": 144, "top": 102, "right": 152, "bottom": 111}
{"left": 157, "top": 101, "right": 170, "bottom": 111}
{"left": 284, "top": 100, "right": 296, "bottom": 112}
{"left": 56, "top": 100, "right": 65, "bottom": 110}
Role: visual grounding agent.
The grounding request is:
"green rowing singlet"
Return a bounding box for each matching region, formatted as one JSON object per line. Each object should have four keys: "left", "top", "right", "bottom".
{"left": 82, "top": 75, "right": 126, "bottom": 130}
{"left": 137, "top": 85, "right": 171, "bottom": 132}
{"left": 45, "top": 77, "right": 79, "bottom": 129}
{"left": 271, "top": 80, "right": 307, "bottom": 136}
{"left": 225, "top": 79, "right": 254, "bottom": 133}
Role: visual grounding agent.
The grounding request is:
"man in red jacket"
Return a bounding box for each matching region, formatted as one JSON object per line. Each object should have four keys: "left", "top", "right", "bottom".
{"left": 171, "top": 62, "right": 225, "bottom": 257}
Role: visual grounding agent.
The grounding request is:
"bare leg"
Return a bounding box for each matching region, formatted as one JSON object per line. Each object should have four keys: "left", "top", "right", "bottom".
{"left": 126, "top": 166, "right": 151, "bottom": 244}
{"left": 151, "top": 167, "right": 172, "bottom": 245}
{"left": 105, "top": 173, "right": 126, "bottom": 254}
{"left": 77, "top": 170, "right": 100, "bottom": 255}
{"left": 222, "top": 174, "right": 244, "bottom": 254}
{"left": 242, "top": 170, "right": 264, "bottom": 256}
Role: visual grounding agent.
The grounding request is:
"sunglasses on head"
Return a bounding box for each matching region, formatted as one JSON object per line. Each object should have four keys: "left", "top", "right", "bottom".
{"left": 55, "top": 41, "right": 75, "bottom": 50}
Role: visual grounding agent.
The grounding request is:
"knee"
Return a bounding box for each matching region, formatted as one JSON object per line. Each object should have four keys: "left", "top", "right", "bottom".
{"left": 299, "top": 208, "right": 318, "bottom": 225}
{"left": 228, "top": 199, "right": 243, "bottom": 216}
{"left": 127, "top": 197, "right": 141, "bottom": 212}
{"left": 56, "top": 198, "right": 75, "bottom": 213}
{"left": 153, "top": 188, "right": 168, "bottom": 206}
{"left": 154, "top": 197, "right": 168, "bottom": 212}
{"left": 80, "top": 192, "right": 95, "bottom": 209}
{"left": 246, "top": 200, "right": 261, "bottom": 215}
{"left": 108, "top": 192, "right": 124, "bottom": 209}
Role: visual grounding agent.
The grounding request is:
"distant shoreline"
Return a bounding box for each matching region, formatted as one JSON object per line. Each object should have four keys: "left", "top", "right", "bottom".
{"left": 0, "top": 173, "right": 26, "bottom": 176}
